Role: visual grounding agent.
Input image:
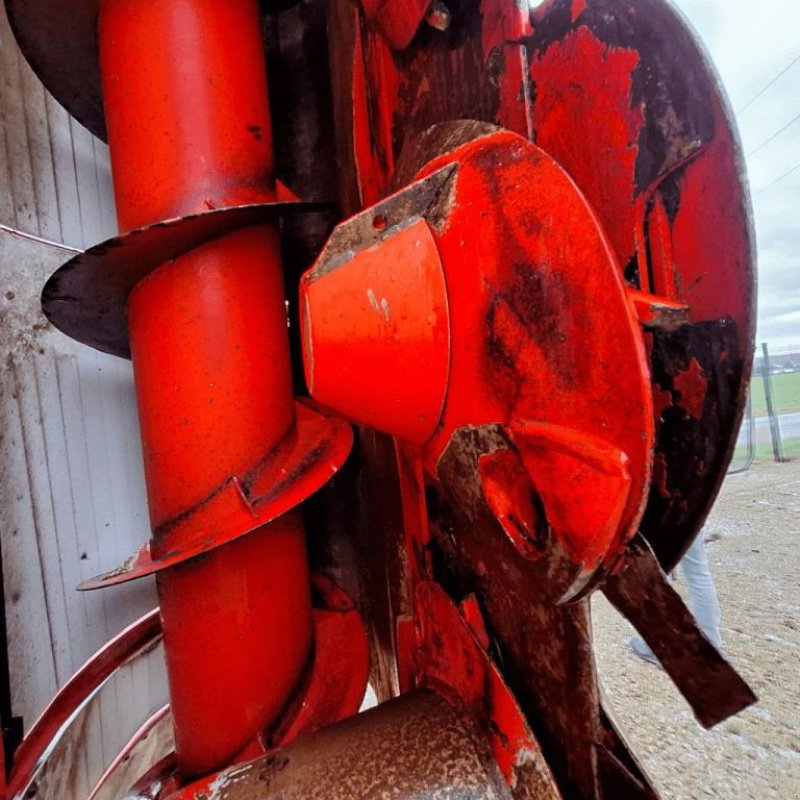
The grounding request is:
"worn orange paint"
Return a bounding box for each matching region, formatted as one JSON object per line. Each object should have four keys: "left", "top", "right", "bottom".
{"left": 415, "top": 133, "right": 653, "bottom": 572}
{"left": 530, "top": 27, "right": 644, "bottom": 274}
{"left": 302, "top": 130, "right": 654, "bottom": 594}
{"left": 99, "top": 0, "right": 277, "bottom": 231}
{"left": 99, "top": 0, "right": 312, "bottom": 780}
{"left": 301, "top": 218, "right": 450, "bottom": 444}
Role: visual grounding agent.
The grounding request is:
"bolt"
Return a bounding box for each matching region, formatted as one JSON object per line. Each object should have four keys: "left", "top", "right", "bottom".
{"left": 426, "top": 1, "right": 451, "bottom": 31}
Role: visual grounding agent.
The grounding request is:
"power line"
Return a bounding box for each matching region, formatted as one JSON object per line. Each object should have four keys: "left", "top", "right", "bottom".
{"left": 738, "top": 52, "right": 800, "bottom": 114}
{"left": 746, "top": 109, "right": 800, "bottom": 157}
{"left": 754, "top": 161, "right": 800, "bottom": 195}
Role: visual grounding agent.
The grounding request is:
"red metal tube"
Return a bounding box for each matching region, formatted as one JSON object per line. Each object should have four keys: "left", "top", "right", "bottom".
{"left": 98, "top": 0, "right": 312, "bottom": 780}
{"left": 99, "top": 0, "right": 277, "bottom": 231}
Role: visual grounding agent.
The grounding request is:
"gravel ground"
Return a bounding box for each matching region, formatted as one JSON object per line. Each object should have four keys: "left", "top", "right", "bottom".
{"left": 592, "top": 458, "right": 800, "bottom": 799}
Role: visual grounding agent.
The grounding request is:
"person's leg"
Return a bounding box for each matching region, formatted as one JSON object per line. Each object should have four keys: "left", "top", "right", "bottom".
{"left": 629, "top": 632, "right": 659, "bottom": 665}
{"left": 629, "top": 530, "right": 722, "bottom": 665}
{"left": 680, "top": 530, "right": 723, "bottom": 649}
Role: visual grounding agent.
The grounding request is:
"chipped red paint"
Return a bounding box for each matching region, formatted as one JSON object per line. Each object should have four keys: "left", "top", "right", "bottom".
{"left": 647, "top": 194, "right": 678, "bottom": 299}
{"left": 416, "top": 132, "right": 653, "bottom": 573}
{"left": 480, "top": 0, "right": 510, "bottom": 60}
{"left": 673, "top": 357, "right": 708, "bottom": 419}
{"left": 652, "top": 385, "right": 674, "bottom": 424}
{"left": 529, "top": 27, "right": 644, "bottom": 273}
{"left": 670, "top": 101, "right": 753, "bottom": 340}
{"left": 480, "top": 0, "right": 532, "bottom": 63}
{"left": 522, "top": 0, "right": 755, "bottom": 572}
{"left": 571, "top": 0, "right": 587, "bottom": 23}
{"left": 351, "top": 27, "right": 401, "bottom": 208}
{"left": 351, "top": 27, "right": 379, "bottom": 207}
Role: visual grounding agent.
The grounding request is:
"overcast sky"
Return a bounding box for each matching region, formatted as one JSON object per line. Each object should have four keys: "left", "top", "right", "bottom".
{"left": 670, "top": 0, "right": 799, "bottom": 349}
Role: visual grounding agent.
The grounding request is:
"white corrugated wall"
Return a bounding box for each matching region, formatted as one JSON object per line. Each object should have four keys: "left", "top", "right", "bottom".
{"left": 0, "top": 4, "right": 169, "bottom": 793}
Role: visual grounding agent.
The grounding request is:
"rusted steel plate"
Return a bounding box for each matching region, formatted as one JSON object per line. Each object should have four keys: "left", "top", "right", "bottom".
{"left": 603, "top": 534, "right": 757, "bottom": 727}
{"left": 172, "top": 690, "right": 509, "bottom": 800}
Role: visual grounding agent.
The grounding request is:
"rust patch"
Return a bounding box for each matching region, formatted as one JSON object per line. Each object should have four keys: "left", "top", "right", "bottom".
{"left": 640, "top": 319, "right": 742, "bottom": 570}
{"left": 651, "top": 452, "right": 671, "bottom": 499}
{"left": 603, "top": 534, "right": 756, "bottom": 727}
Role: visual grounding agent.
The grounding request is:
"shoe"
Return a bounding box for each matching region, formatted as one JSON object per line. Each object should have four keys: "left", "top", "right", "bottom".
{"left": 629, "top": 637, "right": 663, "bottom": 669}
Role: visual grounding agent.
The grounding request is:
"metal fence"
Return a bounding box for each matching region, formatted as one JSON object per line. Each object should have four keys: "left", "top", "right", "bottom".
{"left": 729, "top": 342, "right": 800, "bottom": 472}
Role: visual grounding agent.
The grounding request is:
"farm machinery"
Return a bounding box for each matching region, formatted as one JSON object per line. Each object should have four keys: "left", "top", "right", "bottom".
{"left": 1, "top": 0, "right": 756, "bottom": 797}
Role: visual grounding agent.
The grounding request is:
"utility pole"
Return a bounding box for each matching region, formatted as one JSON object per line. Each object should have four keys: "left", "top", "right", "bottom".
{"left": 761, "top": 342, "right": 785, "bottom": 462}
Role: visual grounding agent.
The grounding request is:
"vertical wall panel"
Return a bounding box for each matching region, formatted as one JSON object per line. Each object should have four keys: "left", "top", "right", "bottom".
{"left": 0, "top": 230, "right": 168, "bottom": 770}
{"left": 0, "top": 1, "right": 168, "bottom": 784}
{"left": 0, "top": 6, "right": 116, "bottom": 249}
{"left": 45, "top": 95, "right": 86, "bottom": 247}
{"left": 18, "top": 53, "right": 61, "bottom": 242}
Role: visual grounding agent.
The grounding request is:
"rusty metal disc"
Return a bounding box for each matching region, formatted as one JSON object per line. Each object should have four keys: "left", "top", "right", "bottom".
{"left": 41, "top": 202, "right": 321, "bottom": 359}
{"left": 525, "top": 0, "right": 756, "bottom": 571}
{"left": 5, "top": 0, "right": 103, "bottom": 138}
{"left": 78, "top": 400, "right": 353, "bottom": 590}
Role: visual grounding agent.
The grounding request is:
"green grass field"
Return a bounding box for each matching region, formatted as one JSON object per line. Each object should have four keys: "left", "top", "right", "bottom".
{"left": 731, "top": 438, "right": 800, "bottom": 467}
{"left": 750, "top": 370, "right": 800, "bottom": 417}
{"left": 728, "top": 370, "right": 800, "bottom": 466}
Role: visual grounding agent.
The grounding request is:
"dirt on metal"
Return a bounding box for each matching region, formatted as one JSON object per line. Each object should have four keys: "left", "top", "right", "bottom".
{"left": 177, "top": 691, "right": 510, "bottom": 800}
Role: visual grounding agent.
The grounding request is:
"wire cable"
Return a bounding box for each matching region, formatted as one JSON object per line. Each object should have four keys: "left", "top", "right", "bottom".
{"left": 738, "top": 52, "right": 800, "bottom": 114}
{"left": 0, "top": 224, "right": 81, "bottom": 253}
{"left": 754, "top": 161, "right": 800, "bottom": 195}
{"left": 746, "top": 110, "right": 800, "bottom": 157}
